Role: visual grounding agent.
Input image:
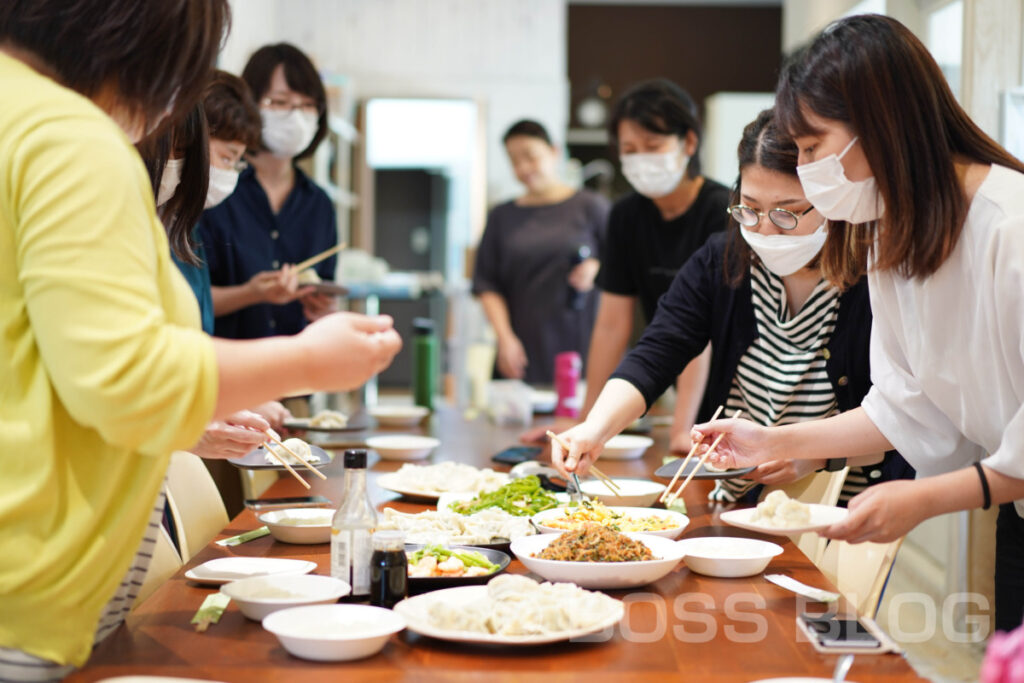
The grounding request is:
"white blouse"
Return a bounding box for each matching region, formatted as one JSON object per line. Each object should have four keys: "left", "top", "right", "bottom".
{"left": 862, "top": 164, "right": 1024, "bottom": 486}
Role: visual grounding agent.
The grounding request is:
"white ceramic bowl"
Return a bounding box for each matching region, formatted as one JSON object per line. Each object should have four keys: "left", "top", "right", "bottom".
{"left": 510, "top": 532, "right": 685, "bottom": 589}
{"left": 601, "top": 434, "right": 654, "bottom": 460}
{"left": 369, "top": 405, "right": 430, "bottom": 428}
{"left": 258, "top": 508, "right": 335, "bottom": 544}
{"left": 366, "top": 435, "right": 440, "bottom": 461}
{"left": 676, "top": 536, "right": 784, "bottom": 578}
{"left": 262, "top": 603, "right": 406, "bottom": 661}
{"left": 578, "top": 478, "right": 666, "bottom": 507}
{"left": 220, "top": 574, "right": 350, "bottom": 621}
{"left": 531, "top": 505, "right": 689, "bottom": 539}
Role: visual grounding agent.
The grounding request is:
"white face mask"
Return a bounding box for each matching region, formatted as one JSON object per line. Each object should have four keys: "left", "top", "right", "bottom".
{"left": 621, "top": 149, "right": 688, "bottom": 198}
{"left": 740, "top": 221, "right": 828, "bottom": 277}
{"left": 796, "top": 136, "right": 884, "bottom": 223}
{"left": 205, "top": 165, "right": 240, "bottom": 209}
{"left": 156, "top": 158, "right": 184, "bottom": 207}
{"left": 260, "top": 108, "right": 318, "bottom": 158}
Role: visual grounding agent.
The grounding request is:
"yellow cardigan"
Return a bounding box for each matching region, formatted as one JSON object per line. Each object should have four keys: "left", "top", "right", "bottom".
{"left": 0, "top": 54, "right": 217, "bottom": 666}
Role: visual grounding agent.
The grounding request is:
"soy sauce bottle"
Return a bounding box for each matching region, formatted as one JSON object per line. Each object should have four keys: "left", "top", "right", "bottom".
{"left": 369, "top": 530, "right": 407, "bottom": 608}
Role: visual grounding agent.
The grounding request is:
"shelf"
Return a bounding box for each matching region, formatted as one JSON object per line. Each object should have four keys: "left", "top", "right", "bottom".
{"left": 566, "top": 128, "right": 609, "bottom": 146}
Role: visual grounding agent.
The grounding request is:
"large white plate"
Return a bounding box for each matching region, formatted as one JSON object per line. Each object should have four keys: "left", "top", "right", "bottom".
{"left": 531, "top": 505, "right": 689, "bottom": 539}
{"left": 184, "top": 557, "right": 317, "bottom": 586}
{"left": 393, "top": 585, "right": 624, "bottom": 645}
{"left": 601, "top": 434, "right": 654, "bottom": 460}
{"left": 511, "top": 532, "right": 685, "bottom": 589}
{"left": 720, "top": 505, "right": 850, "bottom": 535}
{"left": 376, "top": 473, "right": 443, "bottom": 501}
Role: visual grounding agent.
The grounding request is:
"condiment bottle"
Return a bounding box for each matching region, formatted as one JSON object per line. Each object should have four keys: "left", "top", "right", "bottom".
{"left": 412, "top": 317, "right": 438, "bottom": 410}
{"left": 554, "top": 351, "right": 582, "bottom": 418}
{"left": 330, "top": 449, "right": 376, "bottom": 599}
{"left": 369, "top": 530, "right": 408, "bottom": 608}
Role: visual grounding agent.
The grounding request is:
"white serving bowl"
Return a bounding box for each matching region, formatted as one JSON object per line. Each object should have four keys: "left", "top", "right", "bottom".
{"left": 369, "top": 405, "right": 430, "bottom": 428}
{"left": 579, "top": 478, "right": 666, "bottom": 507}
{"left": 262, "top": 603, "right": 406, "bottom": 662}
{"left": 676, "top": 536, "right": 784, "bottom": 578}
{"left": 510, "top": 532, "right": 685, "bottom": 589}
{"left": 220, "top": 574, "right": 350, "bottom": 621}
{"left": 366, "top": 435, "right": 440, "bottom": 461}
{"left": 531, "top": 505, "right": 689, "bottom": 539}
{"left": 601, "top": 434, "right": 654, "bottom": 460}
{"left": 258, "top": 508, "right": 335, "bottom": 544}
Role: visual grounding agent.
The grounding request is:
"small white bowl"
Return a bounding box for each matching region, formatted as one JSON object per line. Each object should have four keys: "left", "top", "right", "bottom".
{"left": 510, "top": 532, "right": 685, "bottom": 589}
{"left": 601, "top": 434, "right": 654, "bottom": 460}
{"left": 532, "top": 505, "right": 689, "bottom": 539}
{"left": 579, "top": 478, "right": 666, "bottom": 507}
{"left": 220, "top": 574, "right": 350, "bottom": 621}
{"left": 262, "top": 603, "right": 406, "bottom": 661}
{"left": 369, "top": 405, "right": 430, "bottom": 428}
{"left": 258, "top": 508, "right": 335, "bottom": 544}
{"left": 366, "top": 435, "right": 440, "bottom": 461}
{"left": 676, "top": 536, "right": 784, "bottom": 578}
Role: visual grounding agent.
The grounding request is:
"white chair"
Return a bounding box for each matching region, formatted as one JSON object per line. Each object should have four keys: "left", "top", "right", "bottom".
{"left": 760, "top": 467, "right": 848, "bottom": 564}
{"left": 133, "top": 526, "right": 182, "bottom": 609}
{"left": 165, "top": 451, "right": 229, "bottom": 561}
{"left": 816, "top": 537, "right": 905, "bottom": 618}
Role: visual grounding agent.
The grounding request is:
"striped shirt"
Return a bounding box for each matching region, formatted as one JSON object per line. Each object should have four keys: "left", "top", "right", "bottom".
{"left": 711, "top": 263, "right": 873, "bottom": 504}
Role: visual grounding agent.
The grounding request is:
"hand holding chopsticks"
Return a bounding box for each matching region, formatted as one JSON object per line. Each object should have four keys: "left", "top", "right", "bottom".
{"left": 659, "top": 405, "right": 724, "bottom": 504}
{"left": 664, "top": 409, "right": 742, "bottom": 507}
{"left": 261, "top": 430, "right": 327, "bottom": 489}
{"left": 546, "top": 430, "right": 622, "bottom": 496}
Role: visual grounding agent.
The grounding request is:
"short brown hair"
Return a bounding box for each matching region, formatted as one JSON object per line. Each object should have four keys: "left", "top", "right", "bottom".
{"left": 204, "top": 70, "right": 261, "bottom": 148}
{"left": 242, "top": 43, "right": 327, "bottom": 160}
{"left": 777, "top": 14, "right": 1024, "bottom": 288}
{"left": 0, "top": 0, "right": 230, "bottom": 133}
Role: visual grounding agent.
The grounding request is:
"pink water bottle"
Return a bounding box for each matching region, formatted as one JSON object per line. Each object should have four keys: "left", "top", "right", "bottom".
{"left": 554, "top": 351, "right": 582, "bottom": 418}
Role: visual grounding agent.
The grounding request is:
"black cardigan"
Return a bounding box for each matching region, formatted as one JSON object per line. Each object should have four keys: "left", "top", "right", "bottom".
{"left": 612, "top": 232, "right": 912, "bottom": 480}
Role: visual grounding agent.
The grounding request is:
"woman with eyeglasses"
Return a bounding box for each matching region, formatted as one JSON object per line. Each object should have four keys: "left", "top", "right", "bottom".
{"left": 200, "top": 43, "right": 339, "bottom": 340}
{"left": 551, "top": 108, "right": 912, "bottom": 507}
{"left": 685, "top": 15, "right": 1024, "bottom": 631}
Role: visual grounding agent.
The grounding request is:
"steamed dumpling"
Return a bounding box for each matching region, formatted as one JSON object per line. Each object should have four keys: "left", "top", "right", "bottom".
{"left": 264, "top": 437, "right": 314, "bottom": 465}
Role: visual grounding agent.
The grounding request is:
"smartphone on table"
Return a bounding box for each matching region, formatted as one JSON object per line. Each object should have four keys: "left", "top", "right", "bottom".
{"left": 800, "top": 614, "right": 881, "bottom": 648}
{"left": 491, "top": 445, "right": 542, "bottom": 466}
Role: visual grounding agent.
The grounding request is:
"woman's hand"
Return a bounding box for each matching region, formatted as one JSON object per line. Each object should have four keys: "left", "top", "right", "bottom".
{"left": 669, "top": 425, "right": 693, "bottom": 454}
{"left": 191, "top": 410, "right": 270, "bottom": 460}
{"left": 691, "top": 418, "right": 775, "bottom": 470}
{"left": 823, "top": 479, "right": 929, "bottom": 544}
{"left": 748, "top": 458, "right": 826, "bottom": 486}
{"left": 496, "top": 333, "right": 528, "bottom": 379}
{"left": 550, "top": 422, "right": 607, "bottom": 476}
{"left": 297, "top": 312, "right": 402, "bottom": 390}
{"left": 300, "top": 291, "right": 337, "bottom": 321}
{"left": 247, "top": 264, "right": 313, "bottom": 305}
{"left": 568, "top": 257, "right": 600, "bottom": 293}
{"left": 521, "top": 417, "right": 576, "bottom": 444}
{"left": 252, "top": 401, "right": 291, "bottom": 432}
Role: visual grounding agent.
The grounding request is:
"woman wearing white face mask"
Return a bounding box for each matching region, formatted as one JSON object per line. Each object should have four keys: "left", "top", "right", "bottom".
{"left": 527, "top": 79, "right": 730, "bottom": 449}
{"left": 551, "top": 110, "right": 912, "bottom": 511}
{"left": 200, "top": 43, "right": 339, "bottom": 340}
{"left": 688, "top": 15, "right": 1024, "bottom": 631}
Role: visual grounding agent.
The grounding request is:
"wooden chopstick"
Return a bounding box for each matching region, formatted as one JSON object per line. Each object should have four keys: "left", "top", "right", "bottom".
{"left": 293, "top": 243, "right": 346, "bottom": 273}
{"left": 665, "top": 409, "right": 742, "bottom": 507}
{"left": 545, "top": 429, "right": 622, "bottom": 495}
{"left": 261, "top": 441, "right": 311, "bottom": 490}
{"left": 659, "top": 405, "right": 724, "bottom": 503}
{"left": 263, "top": 430, "right": 327, "bottom": 481}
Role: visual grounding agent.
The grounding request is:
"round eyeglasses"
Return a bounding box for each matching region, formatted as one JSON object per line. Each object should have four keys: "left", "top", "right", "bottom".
{"left": 727, "top": 204, "right": 814, "bottom": 231}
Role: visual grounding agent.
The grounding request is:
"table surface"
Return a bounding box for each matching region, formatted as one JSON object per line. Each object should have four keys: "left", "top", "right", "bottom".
{"left": 69, "top": 407, "right": 925, "bottom": 682}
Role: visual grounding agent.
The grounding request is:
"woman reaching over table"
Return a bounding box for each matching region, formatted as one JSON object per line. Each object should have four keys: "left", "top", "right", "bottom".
{"left": 0, "top": 1, "right": 401, "bottom": 680}
{"left": 682, "top": 15, "right": 1024, "bottom": 631}
{"left": 550, "top": 108, "right": 912, "bottom": 505}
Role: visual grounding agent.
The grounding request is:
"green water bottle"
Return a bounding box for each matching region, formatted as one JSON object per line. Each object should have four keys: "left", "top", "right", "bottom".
{"left": 412, "top": 317, "right": 438, "bottom": 410}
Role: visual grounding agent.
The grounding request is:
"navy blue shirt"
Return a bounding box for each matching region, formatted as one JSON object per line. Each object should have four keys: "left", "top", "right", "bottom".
{"left": 199, "top": 166, "right": 337, "bottom": 339}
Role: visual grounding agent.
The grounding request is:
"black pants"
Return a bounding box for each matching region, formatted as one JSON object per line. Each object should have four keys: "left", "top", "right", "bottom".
{"left": 995, "top": 502, "right": 1024, "bottom": 631}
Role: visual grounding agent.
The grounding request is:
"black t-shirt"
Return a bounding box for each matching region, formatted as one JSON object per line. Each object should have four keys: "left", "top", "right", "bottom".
{"left": 596, "top": 178, "right": 730, "bottom": 323}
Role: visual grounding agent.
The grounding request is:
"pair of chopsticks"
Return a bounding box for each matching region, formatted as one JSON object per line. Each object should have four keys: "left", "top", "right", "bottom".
{"left": 262, "top": 430, "right": 327, "bottom": 490}
{"left": 662, "top": 407, "right": 742, "bottom": 507}
{"left": 545, "top": 430, "right": 622, "bottom": 496}
{"left": 293, "top": 243, "right": 346, "bottom": 273}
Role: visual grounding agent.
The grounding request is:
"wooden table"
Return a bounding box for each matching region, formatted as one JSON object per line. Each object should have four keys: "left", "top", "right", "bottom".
{"left": 69, "top": 407, "right": 925, "bottom": 682}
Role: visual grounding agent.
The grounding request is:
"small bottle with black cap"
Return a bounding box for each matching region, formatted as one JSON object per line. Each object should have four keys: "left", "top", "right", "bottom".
{"left": 330, "top": 449, "right": 377, "bottom": 599}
